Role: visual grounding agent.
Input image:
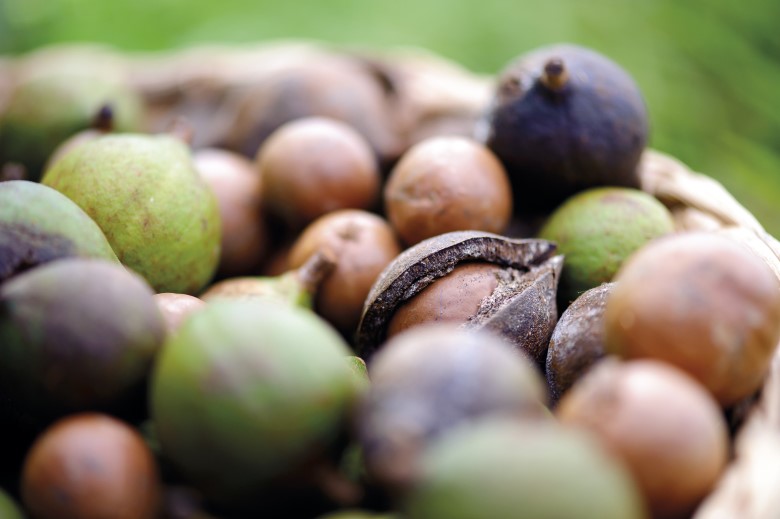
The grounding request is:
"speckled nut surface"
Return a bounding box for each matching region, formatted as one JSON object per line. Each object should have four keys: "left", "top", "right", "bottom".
{"left": 605, "top": 232, "right": 780, "bottom": 407}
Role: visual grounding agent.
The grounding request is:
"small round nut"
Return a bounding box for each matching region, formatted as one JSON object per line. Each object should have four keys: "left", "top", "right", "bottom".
{"left": 557, "top": 359, "right": 729, "bottom": 519}
{"left": 194, "top": 148, "right": 269, "bottom": 277}
{"left": 288, "top": 209, "right": 401, "bottom": 337}
{"left": 387, "top": 262, "right": 502, "bottom": 338}
{"left": 384, "top": 136, "right": 512, "bottom": 246}
{"left": 257, "top": 117, "right": 380, "bottom": 230}
{"left": 604, "top": 231, "right": 780, "bottom": 407}
{"left": 22, "top": 413, "right": 161, "bottom": 519}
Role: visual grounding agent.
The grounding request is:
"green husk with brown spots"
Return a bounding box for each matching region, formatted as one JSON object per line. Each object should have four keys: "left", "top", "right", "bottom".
{"left": 42, "top": 133, "right": 220, "bottom": 294}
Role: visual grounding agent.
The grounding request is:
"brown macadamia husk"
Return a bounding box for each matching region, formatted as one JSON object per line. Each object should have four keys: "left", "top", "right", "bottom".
{"left": 546, "top": 282, "right": 614, "bottom": 403}
{"left": 356, "top": 231, "right": 559, "bottom": 362}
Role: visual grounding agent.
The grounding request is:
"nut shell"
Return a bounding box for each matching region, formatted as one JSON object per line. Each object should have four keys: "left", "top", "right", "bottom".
{"left": 356, "top": 231, "right": 557, "bottom": 358}
{"left": 194, "top": 148, "right": 269, "bottom": 277}
{"left": 21, "top": 413, "right": 161, "bottom": 519}
{"left": 604, "top": 232, "right": 780, "bottom": 407}
{"left": 288, "top": 209, "right": 401, "bottom": 337}
{"left": 384, "top": 136, "right": 512, "bottom": 246}
{"left": 153, "top": 292, "right": 206, "bottom": 334}
{"left": 386, "top": 262, "right": 501, "bottom": 338}
{"left": 557, "top": 359, "right": 729, "bottom": 519}
{"left": 257, "top": 117, "right": 381, "bottom": 230}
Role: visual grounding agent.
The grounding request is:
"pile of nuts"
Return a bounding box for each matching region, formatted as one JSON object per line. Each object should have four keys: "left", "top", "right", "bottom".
{"left": 1, "top": 41, "right": 780, "bottom": 519}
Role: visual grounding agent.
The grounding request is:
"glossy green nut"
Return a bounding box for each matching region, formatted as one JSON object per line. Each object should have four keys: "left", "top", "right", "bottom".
{"left": 538, "top": 187, "right": 673, "bottom": 307}
{"left": 403, "top": 419, "right": 648, "bottom": 519}
{"left": 42, "top": 134, "right": 220, "bottom": 294}
{"left": 0, "top": 180, "right": 119, "bottom": 283}
{"left": 0, "top": 488, "right": 25, "bottom": 519}
{"left": 151, "top": 300, "right": 360, "bottom": 507}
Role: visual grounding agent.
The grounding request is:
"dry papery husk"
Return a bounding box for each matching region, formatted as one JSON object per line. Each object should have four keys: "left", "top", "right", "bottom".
{"left": 2, "top": 41, "right": 492, "bottom": 156}
{"left": 119, "top": 41, "right": 493, "bottom": 154}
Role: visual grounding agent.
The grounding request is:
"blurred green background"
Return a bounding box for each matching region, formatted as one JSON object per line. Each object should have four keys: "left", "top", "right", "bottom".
{"left": 2, "top": 0, "right": 779, "bottom": 234}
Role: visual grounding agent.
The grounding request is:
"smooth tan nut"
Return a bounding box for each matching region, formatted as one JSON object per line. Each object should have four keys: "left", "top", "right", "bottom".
{"left": 22, "top": 413, "right": 161, "bottom": 519}
{"left": 384, "top": 136, "right": 512, "bottom": 246}
{"left": 604, "top": 231, "right": 780, "bottom": 407}
{"left": 195, "top": 147, "right": 269, "bottom": 277}
{"left": 288, "top": 209, "right": 401, "bottom": 337}
{"left": 387, "top": 262, "right": 502, "bottom": 339}
{"left": 557, "top": 359, "right": 729, "bottom": 519}
{"left": 256, "top": 117, "right": 381, "bottom": 230}
{"left": 152, "top": 292, "right": 206, "bottom": 334}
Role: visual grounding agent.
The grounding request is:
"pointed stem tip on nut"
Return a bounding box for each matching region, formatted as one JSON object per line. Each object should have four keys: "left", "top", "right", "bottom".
{"left": 1, "top": 162, "right": 26, "bottom": 182}
{"left": 92, "top": 104, "right": 115, "bottom": 133}
{"left": 540, "top": 58, "right": 569, "bottom": 92}
{"left": 295, "top": 249, "right": 337, "bottom": 296}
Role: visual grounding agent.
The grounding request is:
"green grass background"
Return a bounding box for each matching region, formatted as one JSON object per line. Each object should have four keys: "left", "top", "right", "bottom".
{"left": 2, "top": 0, "right": 779, "bottom": 235}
